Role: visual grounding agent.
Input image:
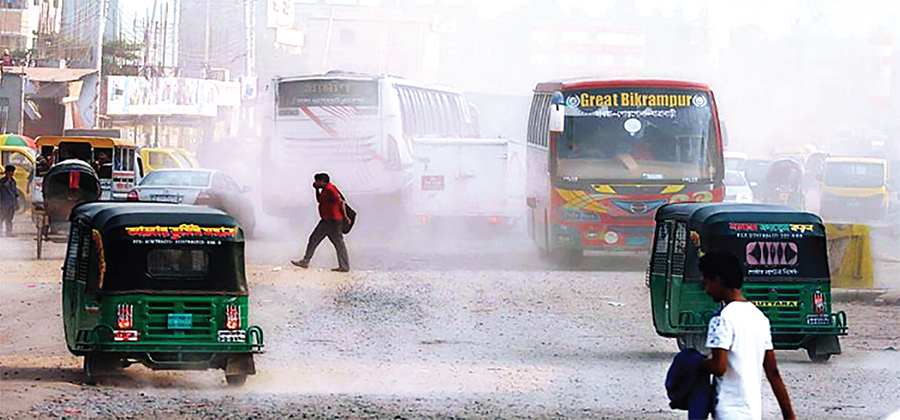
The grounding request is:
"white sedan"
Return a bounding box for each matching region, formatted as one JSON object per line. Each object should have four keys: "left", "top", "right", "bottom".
{"left": 127, "top": 169, "right": 256, "bottom": 236}
{"left": 724, "top": 170, "right": 754, "bottom": 203}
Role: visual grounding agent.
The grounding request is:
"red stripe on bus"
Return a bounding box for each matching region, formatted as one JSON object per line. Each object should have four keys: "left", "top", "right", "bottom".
{"left": 299, "top": 106, "right": 340, "bottom": 138}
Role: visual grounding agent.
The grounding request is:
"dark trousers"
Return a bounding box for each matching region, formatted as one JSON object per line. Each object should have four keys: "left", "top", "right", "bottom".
{"left": 302, "top": 219, "right": 349, "bottom": 270}
{"left": 0, "top": 204, "right": 13, "bottom": 236}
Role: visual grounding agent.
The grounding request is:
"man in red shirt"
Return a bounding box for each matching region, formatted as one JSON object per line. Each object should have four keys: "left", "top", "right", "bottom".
{"left": 291, "top": 173, "right": 350, "bottom": 272}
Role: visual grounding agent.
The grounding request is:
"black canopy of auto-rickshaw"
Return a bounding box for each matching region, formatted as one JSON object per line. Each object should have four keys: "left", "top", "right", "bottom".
{"left": 655, "top": 202, "right": 823, "bottom": 229}
{"left": 69, "top": 202, "right": 247, "bottom": 294}
{"left": 655, "top": 203, "right": 829, "bottom": 281}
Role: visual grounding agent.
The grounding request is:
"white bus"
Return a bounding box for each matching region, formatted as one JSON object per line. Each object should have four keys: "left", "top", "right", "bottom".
{"left": 263, "top": 71, "right": 480, "bottom": 218}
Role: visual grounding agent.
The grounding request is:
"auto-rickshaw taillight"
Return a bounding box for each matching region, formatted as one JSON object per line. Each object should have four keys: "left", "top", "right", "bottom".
{"left": 813, "top": 291, "right": 826, "bottom": 314}
{"left": 117, "top": 304, "right": 133, "bottom": 329}
{"left": 225, "top": 305, "right": 241, "bottom": 330}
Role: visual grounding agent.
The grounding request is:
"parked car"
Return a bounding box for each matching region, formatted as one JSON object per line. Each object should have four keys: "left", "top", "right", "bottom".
{"left": 128, "top": 169, "right": 256, "bottom": 236}
{"left": 724, "top": 170, "right": 754, "bottom": 203}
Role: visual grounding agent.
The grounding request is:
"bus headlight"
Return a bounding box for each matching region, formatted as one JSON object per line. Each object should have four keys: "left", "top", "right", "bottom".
{"left": 604, "top": 231, "right": 619, "bottom": 244}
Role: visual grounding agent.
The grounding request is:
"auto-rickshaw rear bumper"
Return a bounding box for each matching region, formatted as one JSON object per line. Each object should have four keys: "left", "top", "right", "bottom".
{"left": 666, "top": 311, "right": 848, "bottom": 339}
{"left": 69, "top": 324, "right": 264, "bottom": 355}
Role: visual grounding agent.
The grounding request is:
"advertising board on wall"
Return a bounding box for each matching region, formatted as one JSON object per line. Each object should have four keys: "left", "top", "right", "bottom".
{"left": 106, "top": 76, "right": 240, "bottom": 117}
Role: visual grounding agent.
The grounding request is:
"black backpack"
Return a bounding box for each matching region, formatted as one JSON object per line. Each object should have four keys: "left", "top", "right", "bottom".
{"left": 338, "top": 191, "right": 356, "bottom": 234}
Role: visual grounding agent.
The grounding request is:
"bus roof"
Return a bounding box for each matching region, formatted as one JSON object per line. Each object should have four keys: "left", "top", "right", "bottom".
{"left": 275, "top": 71, "right": 464, "bottom": 95}
{"left": 534, "top": 79, "right": 712, "bottom": 93}
{"left": 36, "top": 136, "right": 136, "bottom": 148}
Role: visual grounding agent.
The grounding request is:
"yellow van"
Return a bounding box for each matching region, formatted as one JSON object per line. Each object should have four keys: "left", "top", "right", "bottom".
{"left": 819, "top": 157, "right": 890, "bottom": 222}
{"left": 139, "top": 147, "right": 198, "bottom": 174}
{"left": 0, "top": 145, "right": 37, "bottom": 209}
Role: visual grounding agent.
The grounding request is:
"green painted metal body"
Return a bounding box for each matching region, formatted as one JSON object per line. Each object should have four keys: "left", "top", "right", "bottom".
{"left": 650, "top": 273, "right": 847, "bottom": 349}
{"left": 62, "top": 202, "right": 263, "bottom": 372}
{"left": 65, "top": 292, "right": 263, "bottom": 356}
{"left": 649, "top": 203, "right": 848, "bottom": 351}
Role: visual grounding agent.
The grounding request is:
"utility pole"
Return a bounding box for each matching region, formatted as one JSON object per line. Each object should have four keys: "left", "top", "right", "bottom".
{"left": 92, "top": 0, "right": 107, "bottom": 71}
{"left": 243, "top": 0, "right": 257, "bottom": 136}
{"left": 161, "top": 2, "right": 168, "bottom": 72}
{"left": 92, "top": 0, "right": 107, "bottom": 129}
{"left": 203, "top": 0, "right": 210, "bottom": 78}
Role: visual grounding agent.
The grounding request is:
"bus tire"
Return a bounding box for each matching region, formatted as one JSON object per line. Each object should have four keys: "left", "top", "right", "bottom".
{"left": 551, "top": 249, "right": 582, "bottom": 269}
{"left": 563, "top": 249, "right": 584, "bottom": 268}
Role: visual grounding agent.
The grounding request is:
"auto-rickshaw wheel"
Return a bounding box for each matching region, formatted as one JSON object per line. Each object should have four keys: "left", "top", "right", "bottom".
{"left": 83, "top": 353, "right": 120, "bottom": 385}
{"left": 807, "top": 347, "right": 832, "bottom": 363}
{"left": 225, "top": 374, "right": 247, "bottom": 387}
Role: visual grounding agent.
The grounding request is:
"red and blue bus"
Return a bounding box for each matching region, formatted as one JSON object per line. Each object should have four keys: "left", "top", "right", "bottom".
{"left": 525, "top": 79, "right": 725, "bottom": 266}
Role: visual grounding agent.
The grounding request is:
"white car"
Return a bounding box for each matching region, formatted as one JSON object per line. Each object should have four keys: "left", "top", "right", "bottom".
{"left": 724, "top": 170, "right": 754, "bottom": 203}
{"left": 724, "top": 151, "right": 748, "bottom": 174}
{"left": 127, "top": 169, "right": 256, "bottom": 236}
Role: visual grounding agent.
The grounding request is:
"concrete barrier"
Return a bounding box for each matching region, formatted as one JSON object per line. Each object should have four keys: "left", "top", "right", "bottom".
{"left": 826, "top": 223, "right": 875, "bottom": 289}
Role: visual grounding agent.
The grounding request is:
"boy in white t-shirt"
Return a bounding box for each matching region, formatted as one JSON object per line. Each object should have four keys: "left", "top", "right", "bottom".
{"left": 698, "top": 251, "right": 795, "bottom": 420}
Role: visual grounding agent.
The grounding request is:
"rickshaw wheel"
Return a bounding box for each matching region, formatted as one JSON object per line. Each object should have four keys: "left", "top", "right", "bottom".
{"left": 35, "top": 216, "right": 46, "bottom": 259}
{"left": 225, "top": 374, "right": 248, "bottom": 387}
{"left": 807, "top": 348, "right": 832, "bottom": 363}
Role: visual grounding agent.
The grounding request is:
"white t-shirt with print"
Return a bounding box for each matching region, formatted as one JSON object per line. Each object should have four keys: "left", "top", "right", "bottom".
{"left": 706, "top": 300, "right": 773, "bottom": 420}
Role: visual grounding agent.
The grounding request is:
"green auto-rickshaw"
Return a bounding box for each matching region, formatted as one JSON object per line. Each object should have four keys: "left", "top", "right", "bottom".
{"left": 63, "top": 202, "right": 263, "bottom": 385}
{"left": 649, "top": 203, "right": 847, "bottom": 362}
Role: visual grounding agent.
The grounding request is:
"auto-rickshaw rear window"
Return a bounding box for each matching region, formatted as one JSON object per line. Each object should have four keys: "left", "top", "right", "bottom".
{"left": 148, "top": 249, "right": 210, "bottom": 279}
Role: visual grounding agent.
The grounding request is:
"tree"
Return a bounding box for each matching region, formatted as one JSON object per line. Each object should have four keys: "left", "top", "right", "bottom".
{"left": 102, "top": 40, "right": 144, "bottom": 76}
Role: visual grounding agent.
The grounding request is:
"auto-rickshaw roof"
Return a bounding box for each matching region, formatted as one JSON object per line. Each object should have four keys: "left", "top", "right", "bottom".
{"left": 70, "top": 202, "right": 242, "bottom": 238}
{"left": 35, "top": 136, "right": 136, "bottom": 148}
{"left": 655, "top": 203, "right": 823, "bottom": 228}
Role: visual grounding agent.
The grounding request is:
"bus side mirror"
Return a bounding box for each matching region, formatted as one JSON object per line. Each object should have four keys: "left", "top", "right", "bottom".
{"left": 549, "top": 92, "right": 565, "bottom": 133}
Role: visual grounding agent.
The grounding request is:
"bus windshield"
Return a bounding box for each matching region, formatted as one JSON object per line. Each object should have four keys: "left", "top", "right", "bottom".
{"left": 558, "top": 87, "right": 717, "bottom": 182}
{"left": 825, "top": 162, "right": 885, "bottom": 188}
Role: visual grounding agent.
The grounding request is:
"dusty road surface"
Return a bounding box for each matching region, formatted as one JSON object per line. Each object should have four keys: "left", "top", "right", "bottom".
{"left": 2, "top": 216, "right": 900, "bottom": 419}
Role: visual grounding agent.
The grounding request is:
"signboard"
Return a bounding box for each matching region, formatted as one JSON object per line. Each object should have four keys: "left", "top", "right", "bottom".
{"left": 267, "top": 0, "right": 294, "bottom": 29}
{"left": 106, "top": 76, "right": 241, "bottom": 117}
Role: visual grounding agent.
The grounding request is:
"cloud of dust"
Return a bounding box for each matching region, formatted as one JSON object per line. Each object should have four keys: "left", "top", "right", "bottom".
{"left": 193, "top": 0, "right": 900, "bottom": 271}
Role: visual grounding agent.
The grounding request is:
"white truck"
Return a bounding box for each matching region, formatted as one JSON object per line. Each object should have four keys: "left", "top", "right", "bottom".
{"left": 411, "top": 137, "right": 526, "bottom": 229}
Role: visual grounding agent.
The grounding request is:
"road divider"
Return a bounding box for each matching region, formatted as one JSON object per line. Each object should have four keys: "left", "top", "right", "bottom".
{"left": 826, "top": 223, "right": 875, "bottom": 289}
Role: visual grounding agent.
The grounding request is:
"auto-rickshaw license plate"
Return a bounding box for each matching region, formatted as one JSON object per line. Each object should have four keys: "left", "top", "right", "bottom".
{"left": 167, "top": 314, "right": 193, "bottom": 329}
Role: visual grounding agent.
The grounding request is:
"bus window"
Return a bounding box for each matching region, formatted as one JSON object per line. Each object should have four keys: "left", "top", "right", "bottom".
{"left": 450, "top": 95, "right": 467, "bottom": 136}
{"left": 414, "top": 90, "right": 429, "bottom": 136}
{"left": 418, "top": 90, "right": 434, "bottom": 136}
{"left": 527, "top": 95, "right": 541, "bottom": 145}
{"left": 434, "top": 92, "right": 449, "bottom": 136}
{"left": 396, "top": 88, "right": 412, "bottom": 137}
